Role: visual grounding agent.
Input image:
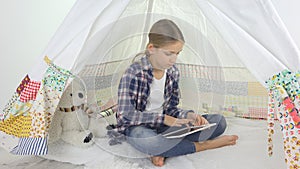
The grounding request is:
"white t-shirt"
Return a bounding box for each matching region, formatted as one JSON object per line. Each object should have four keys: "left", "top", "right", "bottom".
{"left": 146, "top": 70, "right": 166, "bottom": 113}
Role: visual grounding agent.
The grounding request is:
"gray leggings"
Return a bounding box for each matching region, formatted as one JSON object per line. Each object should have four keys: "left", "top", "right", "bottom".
{"left": 124, "top": 114, "right": 227, "bottom": 157}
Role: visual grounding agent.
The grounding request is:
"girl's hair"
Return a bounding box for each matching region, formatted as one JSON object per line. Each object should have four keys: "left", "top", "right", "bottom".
{"left": 133, "top": 19, "right": 184, "bottom": 62}
{"left": 147, "top": 19, "right": 185, "bottom": 48}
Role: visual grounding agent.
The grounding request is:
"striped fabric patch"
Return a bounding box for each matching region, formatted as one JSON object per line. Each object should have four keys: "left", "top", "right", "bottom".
{"left": 20, "top": 81, "right": 41, "bottom": 102}
{"left": 97, "top": 108, "right": 115, "bottom": 118}
{"left": 10, "top": 137, "right": 48, "bottom": 155}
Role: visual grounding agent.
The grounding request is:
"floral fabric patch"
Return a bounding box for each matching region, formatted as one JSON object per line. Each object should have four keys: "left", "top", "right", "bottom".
{"left": 266, "top": 69, "right": 300, "bottom": 169}
{"left": 29, "top": 85, "right": 62, "bottom": 138}
{"left": 28, "top": 57, "right": 72, "bottom": 138}
{"left": 1, "top": 92, "right": 19, "bottom": 121}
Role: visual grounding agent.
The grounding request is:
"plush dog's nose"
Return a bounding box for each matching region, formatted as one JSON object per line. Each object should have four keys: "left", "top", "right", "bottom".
{"left": 78, "top": 92, "right": 84, "bottom": 98}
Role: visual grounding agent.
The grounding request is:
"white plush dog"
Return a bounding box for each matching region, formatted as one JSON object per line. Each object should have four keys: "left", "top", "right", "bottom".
{"left": 48, "top": 79, "right": 110, "bottom": 148}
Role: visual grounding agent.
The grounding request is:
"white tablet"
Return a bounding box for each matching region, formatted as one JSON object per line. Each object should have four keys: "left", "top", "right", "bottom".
{"left": 162, "top": 123, "right": 217, "bottom": 139}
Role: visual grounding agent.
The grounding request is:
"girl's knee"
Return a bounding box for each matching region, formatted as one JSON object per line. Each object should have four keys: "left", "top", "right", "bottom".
{"left": 128, "top": 126, "right": 155, "bottom": 138}
{"left": 207, "top": 114, "right": 226, "bottom": 125}
{"left": 218, "top": 115, "right": 227, "bottom": 133}
{"left": 218, "top": 115, "right": 227, "bottom": 128}
{"left": 208, "top": 114, "right": 227, "bottom": 136}
{"left": 129, "top": 126, "right": 144, "bottom": 137}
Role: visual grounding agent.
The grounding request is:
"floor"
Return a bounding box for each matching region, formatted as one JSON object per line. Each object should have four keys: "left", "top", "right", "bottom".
{"left": 0, "top": 117, "right": 287, "bottom": 169}
{"left": 0, "top": 149, "right": 83, "bottom": 169}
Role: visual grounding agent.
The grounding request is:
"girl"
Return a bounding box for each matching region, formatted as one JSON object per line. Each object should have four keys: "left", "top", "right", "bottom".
{"left": 116, "top": 19, "right": 238, "bottom": 167}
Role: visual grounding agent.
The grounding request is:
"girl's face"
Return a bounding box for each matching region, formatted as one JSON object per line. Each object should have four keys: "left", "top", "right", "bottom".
{"left": 147, "top": 41, "right": 183, "bottom": 70}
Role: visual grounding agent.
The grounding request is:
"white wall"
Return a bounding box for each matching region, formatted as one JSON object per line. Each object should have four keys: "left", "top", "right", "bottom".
{"left": 0, "top": 0, "right": 300, "bottom": 110}
{"left": 0, "top": 0, "right": 76, "bottom": 109}
{"left": 273, "top": 0, "right": 300, "bottom": 50}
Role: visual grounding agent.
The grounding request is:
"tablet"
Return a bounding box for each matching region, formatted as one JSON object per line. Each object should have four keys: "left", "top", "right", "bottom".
{"left": 162, "top": 123, "right": 217, "bottom": 139}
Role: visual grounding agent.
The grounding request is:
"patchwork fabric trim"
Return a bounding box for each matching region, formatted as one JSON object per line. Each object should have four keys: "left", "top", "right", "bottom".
{"left": 282, "top": 96, "right": 300, "bottom": 128}
{"left": 0, "top": 56, "right": 73, "bottom": 155}
{"left": 80, "top": 62, "right": 268, "bottom": 120}
{"left": 266, "top": 69, "right": 300, "bottom": 169}
{"left": 7, "top": 100, "right": 33, "bottom": 118}
{"left": 2, "top": 76, "right": 41, "bottom": 121}
{"left": 0, "top": 115, "right": 32, "bottom": 137}
{"left": 11, "top": 137, "right": 48, "bottom": 155}
{"left": 266, "top": 70, "right": 300, "bottom": 126}
{"left": 1, "top": 92, "right": 19, "bottom": 121}
{"left": 29, "top": 56, "right": 72, "bottom": 138}
{"left": 16, "top": 75, "right": 30, "bottom": 95}
{"left": 267, "top": 90, "right": 275, "bottom": 156}
{"left": 20, "top": 80, "right": 41, "bottom": 102}
{"left": 266, "top": 69, "right": 300, "bottom": 101}
{"left": 276, "top": 99, "right": 300, "bottom": 168}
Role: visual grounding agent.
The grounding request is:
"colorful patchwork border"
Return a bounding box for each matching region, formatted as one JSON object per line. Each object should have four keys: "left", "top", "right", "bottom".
{"left": 0, "top": 56, "right": 73, "bottom": 155}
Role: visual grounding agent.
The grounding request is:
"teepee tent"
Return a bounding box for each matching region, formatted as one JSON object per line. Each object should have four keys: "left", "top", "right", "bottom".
{"left": 0, "top": 0, "right": 299, "bottom": 168}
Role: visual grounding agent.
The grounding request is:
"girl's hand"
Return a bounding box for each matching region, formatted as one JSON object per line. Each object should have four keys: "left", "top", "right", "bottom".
{"left": 164, "top": 115, "right": 193, "bottom": 127}
{"left": 187, "top": 112, "right": 209, "bottom": 126}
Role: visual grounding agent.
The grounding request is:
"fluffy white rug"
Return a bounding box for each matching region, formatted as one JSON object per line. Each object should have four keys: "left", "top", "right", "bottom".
{"left": 0, "top": 117, "right": 286, "bottom": 169}
{"left": 39, "top": 117, "right": 286, "bottom": 169}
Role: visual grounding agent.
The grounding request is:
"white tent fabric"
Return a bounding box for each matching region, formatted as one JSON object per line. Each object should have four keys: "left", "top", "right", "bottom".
{"left": 1, "top": 0, "right": 300, "bottom": 168}
{"left": 196, "top": 0, "right": 300, "bottom": 83}
{"left": 29, "top": 0, "right": 131, "bottom": 80}
{"left": 28, "top": 0, "right": 300, "bottom": 84}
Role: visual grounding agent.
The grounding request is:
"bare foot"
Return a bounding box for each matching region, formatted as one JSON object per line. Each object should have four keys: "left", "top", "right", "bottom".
{"left": 210, "top": 135, "right": 239, "bottom": 147}
{"left": 151, "top": 156, "right": 165, "bottom": 167}
{"left": 195, "top": 135, "right": 239, "bottom": 152}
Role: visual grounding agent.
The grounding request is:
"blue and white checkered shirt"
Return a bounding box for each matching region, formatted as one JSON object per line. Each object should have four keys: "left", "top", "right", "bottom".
{"left": 116, "top": 55, "right": 192, "bottom": 133}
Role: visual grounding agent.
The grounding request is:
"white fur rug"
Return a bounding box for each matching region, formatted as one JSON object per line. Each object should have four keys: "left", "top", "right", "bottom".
{"left": 39, "top": 117, "right": 286, "bottom": 169}
{"left": 0, "top": 117, "right": 286, "bottom": 169}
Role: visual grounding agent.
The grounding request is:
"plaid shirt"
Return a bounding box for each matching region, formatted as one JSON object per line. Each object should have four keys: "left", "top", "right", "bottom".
{"left": 116, "top": 55, "right": 192, "bottom": 133}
